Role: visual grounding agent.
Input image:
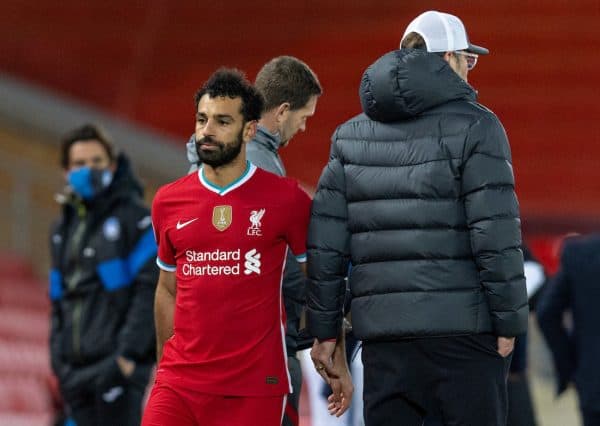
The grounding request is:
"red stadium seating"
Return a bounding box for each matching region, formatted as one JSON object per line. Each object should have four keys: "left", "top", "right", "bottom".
{"left": 0, "top": 376, "right": 52, "bottom": 413}
{"left": 0, "top": 307, "right": 49, "bottom": 343}
{"left": 3, "top": 1, "right": 600, "bottom": 219}
{"left": 0, "top": 413, "right": 52, "bottom": 426}
{"left": 0, "top": 251, "right": 54, "bottom": 419}
{"left": 0, "top": 251, "right": 35, "bottom": 281}
{"left": 0, "top": 278, "right": 49, "bottom": 312}
{"left": 0, "top": 340, "right": 50, "bottom": 377}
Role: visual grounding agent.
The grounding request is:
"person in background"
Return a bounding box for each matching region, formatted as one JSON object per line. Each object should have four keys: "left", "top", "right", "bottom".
{"left": 247, "top": 55, "right": 322, "bottom": 426}
{"left": 308, "top": 10, "right": 528, "bottom": 426}
{"left": 186, "top": 56, "right": 322, "bottom": 426}
{"left": 537, "top": 234, "right": 600, "bottom": 426}
{"left": 507, "top": 245, "right": 546, "bottom": 426}
{"left": 49, "top": 123, "right": 158, "bottom": 425}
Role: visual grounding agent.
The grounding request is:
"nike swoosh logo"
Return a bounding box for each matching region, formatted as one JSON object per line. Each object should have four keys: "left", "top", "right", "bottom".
{"left": 176, "top": 218, "right": 198, "bottom": 230}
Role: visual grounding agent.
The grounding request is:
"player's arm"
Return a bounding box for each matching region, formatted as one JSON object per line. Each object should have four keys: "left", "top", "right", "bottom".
{"left": 154, "top": 269, "right": 176, "bottom": 363}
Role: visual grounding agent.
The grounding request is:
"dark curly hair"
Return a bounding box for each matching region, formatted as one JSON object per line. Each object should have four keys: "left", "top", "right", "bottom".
{"left": 194, "top": 68, "right": 264, "bottom": 123}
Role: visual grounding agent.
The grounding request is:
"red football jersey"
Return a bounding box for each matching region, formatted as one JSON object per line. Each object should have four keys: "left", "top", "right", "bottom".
{"left": 151, "top": 163, "right": 311, "bottom": 396}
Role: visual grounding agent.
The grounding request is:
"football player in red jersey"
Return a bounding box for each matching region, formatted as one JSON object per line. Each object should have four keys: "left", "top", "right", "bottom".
{"left": 143, "top": 69, "right": 351, "bottom": 426}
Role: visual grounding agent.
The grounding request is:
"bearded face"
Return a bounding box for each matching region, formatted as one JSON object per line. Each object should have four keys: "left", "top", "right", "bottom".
{"left": 195, "top": 128, "right": 244, "bottom": 168}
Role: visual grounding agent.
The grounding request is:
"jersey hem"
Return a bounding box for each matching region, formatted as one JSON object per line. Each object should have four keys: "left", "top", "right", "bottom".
{"left": 155, "top": 375, "right": 290, "bottom": 398}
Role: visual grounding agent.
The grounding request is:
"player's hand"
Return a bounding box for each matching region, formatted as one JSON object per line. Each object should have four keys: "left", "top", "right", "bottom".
{"left": 497, "top": 336, "right": 515, "bottom": 358}
{"left": 311, "top": 339, "right": 336, "bottom": 383}
{"left": 326, "top": 343, "right": 354, "bottom": 417}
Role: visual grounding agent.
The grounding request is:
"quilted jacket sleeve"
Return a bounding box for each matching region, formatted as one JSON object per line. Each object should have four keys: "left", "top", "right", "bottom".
{"left": 306, "top": 135, "right": 351, "bottom": 340}
{"left": 461, "top": 112, "right": 529, "bottom": 336}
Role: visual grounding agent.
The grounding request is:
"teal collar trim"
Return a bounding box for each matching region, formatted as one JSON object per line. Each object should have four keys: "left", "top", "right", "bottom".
{"left": 198, "top": 161, "right": 257, "bottom": 196}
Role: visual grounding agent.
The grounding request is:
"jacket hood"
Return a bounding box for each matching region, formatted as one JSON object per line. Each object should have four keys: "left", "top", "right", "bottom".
{"left": 360, "top": 49, "right": 477, "bottom": 122}
{"left": 108, "top": 153, "right": 144, "bottom": 200}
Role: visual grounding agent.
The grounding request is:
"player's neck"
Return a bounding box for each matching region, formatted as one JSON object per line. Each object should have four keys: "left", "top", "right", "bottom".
{"left": 258, "top": 113, "right": 278, "bottom": 135}
{"left": 202, "top": 156, "right": 249, "bottom": 188}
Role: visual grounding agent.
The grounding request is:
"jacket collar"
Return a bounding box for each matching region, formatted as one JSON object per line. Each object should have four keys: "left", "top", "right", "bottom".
{"left": 255, "top": 125, "right": 281, "bottom": 153}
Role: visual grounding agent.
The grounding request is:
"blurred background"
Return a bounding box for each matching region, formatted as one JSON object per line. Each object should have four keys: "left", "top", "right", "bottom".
{"left": 1, "top": 0, "right": 599, "bottom": 424}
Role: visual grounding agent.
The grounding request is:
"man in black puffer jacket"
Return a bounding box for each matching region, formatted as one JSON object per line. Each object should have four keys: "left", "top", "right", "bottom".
{"left": 308, "top": 11, "right": 528, "bottom": 426}
{"left": 49, "top": 124, "right": 158, "bottom": 425}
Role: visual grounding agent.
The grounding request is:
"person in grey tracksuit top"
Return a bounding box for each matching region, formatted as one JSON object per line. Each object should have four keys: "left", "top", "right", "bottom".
{"left": 188, "top": 56, "right": 322, "bottom": 426}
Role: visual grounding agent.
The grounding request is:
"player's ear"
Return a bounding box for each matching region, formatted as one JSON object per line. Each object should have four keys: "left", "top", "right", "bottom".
{"left": 243, "top": 120, "right": 258, "bottom": 143}
{"left": 275, "top": 102, "right": 290, "bottom": 125}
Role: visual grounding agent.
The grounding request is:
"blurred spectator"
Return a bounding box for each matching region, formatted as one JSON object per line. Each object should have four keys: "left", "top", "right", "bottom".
{"left": 49, "top": 124, "right": 158, "bottom": 425}
{"left": 537, "top": 234, "right": 600, "bottom": 426}
{"left": 507, "top": 245, "right": 546, "bottom": 426}
{"left": 247, "top": 56, "right": 322, "bottom": 426}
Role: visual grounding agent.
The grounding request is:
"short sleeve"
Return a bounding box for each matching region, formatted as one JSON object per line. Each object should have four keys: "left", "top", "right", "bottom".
{"left": 151, "top": 191, "right": 176, "bottom": 272}
{"left": 284, "top": 183, "right": 311, "bottom": 263}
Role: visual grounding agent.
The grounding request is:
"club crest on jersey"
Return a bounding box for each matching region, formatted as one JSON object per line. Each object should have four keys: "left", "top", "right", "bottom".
{"left": 212, "top": 205, "right": 232, "bottom": 231}
{"left": 247, "top": 208, "right": 265, "bottom": 236}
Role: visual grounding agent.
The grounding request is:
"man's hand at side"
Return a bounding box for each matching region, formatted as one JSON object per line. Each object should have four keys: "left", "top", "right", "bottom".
{"left": 326, "top": 340, "right": 354, "bottom": 417}
{"left": 311, "top": 339, "right": 336, "bottom": 383}
{"left": 497, "top": 336, "right": 515, "bottom": 357}
{"left": 311, "top": 337, "right": 354, "bottom": 417}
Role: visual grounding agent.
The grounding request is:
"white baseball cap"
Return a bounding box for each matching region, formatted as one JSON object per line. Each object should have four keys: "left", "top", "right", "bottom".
{"left": 401, "top": 10, "right": 489, "bottom": 55}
